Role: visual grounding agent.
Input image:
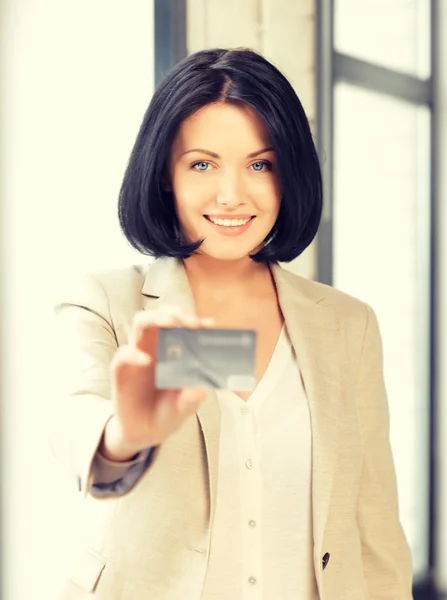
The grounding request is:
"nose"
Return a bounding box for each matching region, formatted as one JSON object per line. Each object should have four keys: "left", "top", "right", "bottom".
{"left": 216, "top": 172, "right": 243, "bottom": 207}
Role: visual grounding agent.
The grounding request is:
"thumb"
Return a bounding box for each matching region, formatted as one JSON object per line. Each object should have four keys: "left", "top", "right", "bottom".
{"left": 178, "top": 386, "right": 208, "bottom": 412}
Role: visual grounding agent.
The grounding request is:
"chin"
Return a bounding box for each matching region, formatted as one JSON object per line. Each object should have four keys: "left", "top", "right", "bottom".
{"left": 196, "top": 242, "right": 261, "bottom": 262}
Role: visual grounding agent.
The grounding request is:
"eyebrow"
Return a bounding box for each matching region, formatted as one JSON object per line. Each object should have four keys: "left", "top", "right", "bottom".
{"left": 180, "top": 147, "right": 274, "bottom": 159}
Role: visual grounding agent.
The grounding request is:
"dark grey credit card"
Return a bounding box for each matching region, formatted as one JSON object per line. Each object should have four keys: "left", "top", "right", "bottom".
{"left": 156, "top": 327, "right": 257, "bottom": 391}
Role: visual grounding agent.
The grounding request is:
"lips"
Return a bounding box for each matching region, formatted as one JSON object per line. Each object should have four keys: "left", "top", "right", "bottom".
{"left": 204, "top": 215, "right": 255, "bottom": 224}
{"left": 203, "top": 215, "right": 255, "bottom": 236}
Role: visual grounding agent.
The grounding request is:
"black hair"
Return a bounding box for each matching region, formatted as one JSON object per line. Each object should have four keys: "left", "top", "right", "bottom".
{"left": 118, "top": 48, "right": 322, "bottom": 263}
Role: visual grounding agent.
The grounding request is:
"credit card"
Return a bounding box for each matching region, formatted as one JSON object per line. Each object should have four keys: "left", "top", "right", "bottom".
{"left": 156, "top": 327, "right": 257, "bottom": 391}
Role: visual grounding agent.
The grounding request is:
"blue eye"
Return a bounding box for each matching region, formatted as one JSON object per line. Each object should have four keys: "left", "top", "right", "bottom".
{"left": 192, "top": 161, "right": 211, "bottom": 171}
{"left": 251, "top": 161, "right": 271, "bottom": 172}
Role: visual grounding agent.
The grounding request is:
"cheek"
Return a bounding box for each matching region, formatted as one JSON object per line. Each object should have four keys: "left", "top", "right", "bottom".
{"left": 253, "top": 179, "right": 281, "bottom": 214}
{"left": 173, "top": 172, "right": 213, "bottom": 213}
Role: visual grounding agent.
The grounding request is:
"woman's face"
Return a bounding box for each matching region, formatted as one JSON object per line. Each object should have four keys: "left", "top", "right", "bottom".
{"left": 169, "top": 102, "right": 281, "bottom": 262}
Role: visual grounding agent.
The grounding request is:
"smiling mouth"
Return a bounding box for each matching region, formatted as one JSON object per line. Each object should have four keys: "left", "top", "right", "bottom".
{"left": 204, "top": 215, "right": 255, "bottom": 227}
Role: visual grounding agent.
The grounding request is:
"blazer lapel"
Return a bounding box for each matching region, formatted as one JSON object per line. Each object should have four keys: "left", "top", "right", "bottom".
{"left": 140, "top": 257, "right": 222, "bottom": 533}
{"left": 270, "top": 263, "right": 342, "bottom": 554}
{"left": 140, "top": 256, "right": 196, "bottom": 314}
{"left": 140, "top": 258, "right": 342, "bottom": 556}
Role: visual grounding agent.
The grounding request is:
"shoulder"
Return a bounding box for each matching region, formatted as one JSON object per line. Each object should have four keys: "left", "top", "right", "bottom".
{"left": 277, "top": 265, "right": 369, "bottom": 324}
{"left": 54, "top": 263, "right": 151, "bottom": 316}
{"left": 90, "top": 263, "right": 149, "bottom": 296}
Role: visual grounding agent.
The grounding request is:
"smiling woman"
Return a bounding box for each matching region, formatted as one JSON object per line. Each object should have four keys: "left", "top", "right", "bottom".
{"left": 118, "top": 47, "right": 322, "bottom": 263}
{"left": 51, "top": 47, "right": 414, "bottom": 600}
{"left": 168, "top": 102, "right": 282, "bottom": 260}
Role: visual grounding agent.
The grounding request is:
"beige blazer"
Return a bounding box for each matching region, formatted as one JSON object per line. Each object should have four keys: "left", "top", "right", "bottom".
{"left": 50, "top": 257, "right": 414, "bottom": 600}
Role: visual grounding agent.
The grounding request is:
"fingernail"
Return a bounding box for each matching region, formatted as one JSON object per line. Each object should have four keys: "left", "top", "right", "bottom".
{"left": 201, "top": 317, "right": 215, "bottom": 327}
{"left": 158, "top": 316, "right": 175, "bottom": 327}
{"left": 136, "top": 353, "right": 152, "bottom": 366}
{"left": 184, "top": 315, "right": 200, "bottom": 326}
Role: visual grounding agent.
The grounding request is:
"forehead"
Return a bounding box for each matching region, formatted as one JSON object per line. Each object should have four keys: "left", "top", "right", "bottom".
{"left": 171, "top": 102, "right": 271, "bottom": 154}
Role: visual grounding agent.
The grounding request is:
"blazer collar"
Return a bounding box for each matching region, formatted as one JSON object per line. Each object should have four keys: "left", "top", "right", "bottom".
{"left": 141, "top": 257, "right": 342, "bottom": 558}
{"left": 140, "top": 256, "right": 196, "bottom": 314}
{"left": 140, "top": 256, "right": 327, "bottom": 309}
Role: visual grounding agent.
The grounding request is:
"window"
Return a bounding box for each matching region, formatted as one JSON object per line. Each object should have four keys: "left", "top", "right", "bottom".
{"left": 317, "top": 0, "right": 435, "bottom": 590}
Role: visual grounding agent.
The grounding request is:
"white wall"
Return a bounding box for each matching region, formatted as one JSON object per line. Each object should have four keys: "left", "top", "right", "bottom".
{"left": 435, "top": 0, "right": 447, "bottom": 591}
{"left": 0, "top": 2, "right": 153, "bottom": 598}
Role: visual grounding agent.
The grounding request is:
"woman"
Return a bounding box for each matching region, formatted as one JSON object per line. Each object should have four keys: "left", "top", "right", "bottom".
{"left": 51, "top": 48, "right": 413, "bottom": 599}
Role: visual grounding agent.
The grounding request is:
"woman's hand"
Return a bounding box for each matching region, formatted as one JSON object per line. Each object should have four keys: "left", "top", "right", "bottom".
{"left": 99, "top": 306, "right": 214, "bottom": 461}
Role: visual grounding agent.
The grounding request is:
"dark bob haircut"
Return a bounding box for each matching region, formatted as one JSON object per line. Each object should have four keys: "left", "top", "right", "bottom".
{"left": 118, "top": 48, "right": 322, "bottom": 263}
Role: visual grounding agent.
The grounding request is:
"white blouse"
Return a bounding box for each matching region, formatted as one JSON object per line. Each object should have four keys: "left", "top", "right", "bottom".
{"left": 201, "top": 324, "right": 320, "bottom": 599}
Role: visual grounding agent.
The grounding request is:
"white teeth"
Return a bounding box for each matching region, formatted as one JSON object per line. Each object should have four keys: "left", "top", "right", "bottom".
{"left": 208, "top": 217, "right": 251, "bottom": 227}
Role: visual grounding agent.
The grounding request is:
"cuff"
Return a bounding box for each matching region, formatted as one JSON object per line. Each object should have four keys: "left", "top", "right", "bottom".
{"left": 91, "top": 448, "right": 149, "bottom": 484}
{"left": 90, "top": 447, "right": 156, "bottom": 497}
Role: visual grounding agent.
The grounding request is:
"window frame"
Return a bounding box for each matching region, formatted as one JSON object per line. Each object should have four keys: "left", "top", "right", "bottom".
{"left": 154, "top": 0, "right": 187, "bottom": 87}
{"left": 315, "top": 1, "right": 438, "bottom": 597}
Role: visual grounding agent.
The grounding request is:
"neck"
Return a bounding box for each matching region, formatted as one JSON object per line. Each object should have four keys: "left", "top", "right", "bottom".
{"left": 182, "top": 255, "right": 272, "bottom": 294}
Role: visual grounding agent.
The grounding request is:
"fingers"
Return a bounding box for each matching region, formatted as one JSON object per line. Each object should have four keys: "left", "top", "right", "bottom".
{"left": 135, "top": 306, "right": 214, "bottom": 331}
{"left": 110, "top": 345, "right": 152, "bottom": 387}
{"left": 130, "top": 307, "right": 215, "bottom": 354}
{"left": 177, "top": 386, "right": 209, "bottom": 413}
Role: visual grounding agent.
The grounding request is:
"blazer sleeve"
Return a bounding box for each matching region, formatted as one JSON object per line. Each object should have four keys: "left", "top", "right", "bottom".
{"left": 90, "top": 447, "right": 155, "bottom": 497}
{"left": 48, "top": 273, "right": 155, "bottom": 498}
{"left": 356, "top": 303, "right": 414, "bottom": 599}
